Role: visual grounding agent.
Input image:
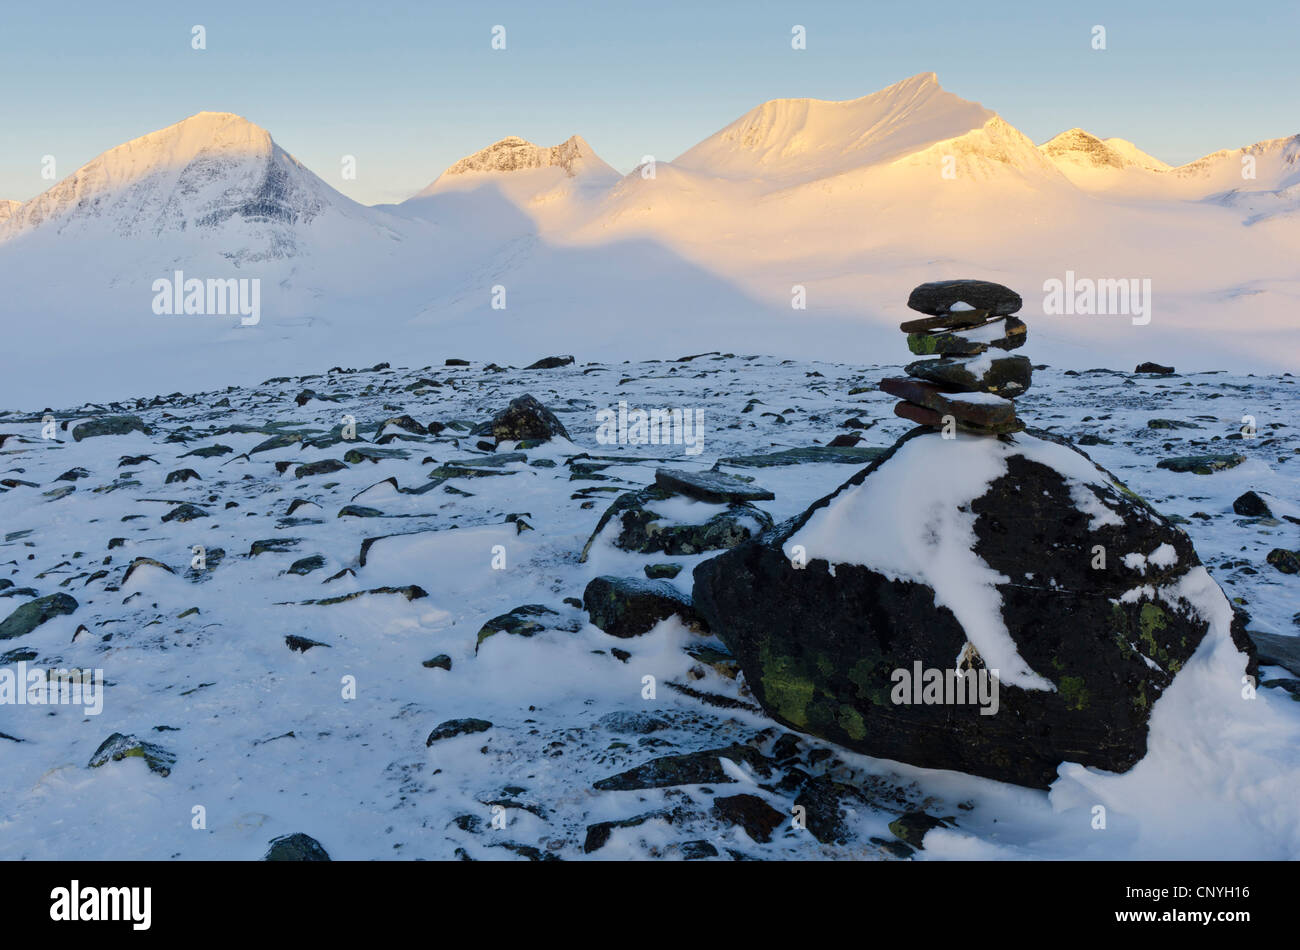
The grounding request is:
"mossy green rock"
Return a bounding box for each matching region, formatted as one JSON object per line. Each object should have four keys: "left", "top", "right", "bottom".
{"left": 0, "top": 593, "right": 78, "bottom": 640}
{"left": 88, "top": 733, "right": 176, "bottom": 777}
{"left": 583, "top": 576, "right": 699, "bottom": 638}
{"left": 692, "top": 428, "right": 1255, "bottom": 789}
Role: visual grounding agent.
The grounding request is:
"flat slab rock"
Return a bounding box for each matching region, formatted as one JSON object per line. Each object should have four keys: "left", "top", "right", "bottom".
{"left": 906, "top": 280, "right": 1023, "bottom": 317}
{"left": 718, "top": 446, "right": 887, "bottom": 467}
{"left": 880, "top": 377, "right": 1017, "bottom": 429}
{"left": 905, "top": 355, "right": 1032, "bottom": 398}
{"left": 654, "top": 467, "right": 774, "bottom": 504}
{"left": 1156, "top": 454, "right": 1246, "bottom": 474}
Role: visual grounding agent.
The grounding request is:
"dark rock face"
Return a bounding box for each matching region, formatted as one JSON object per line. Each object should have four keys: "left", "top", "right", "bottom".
{"left": 906, "top": 280, "right": 1022, "bottom": 316}
{"left": 579, "top": 485, "right": 772, "bottom": 561}
{"left": 582, "top": 576, "right": 698, "bottom": 638}
{"left": 0, "top": 593, "right": 78, "bottom": 640}
{"left": 264, "top": 832, "right": 330, "bottom": 861}
{"left": 474, "top": 394, "right": 569, "bottom": 443}
{"left": 692, "top": 428, "right": 1243, "bottom": 789}
{"left": 1135, "top": 362, "right": 1176, "bottom": 375}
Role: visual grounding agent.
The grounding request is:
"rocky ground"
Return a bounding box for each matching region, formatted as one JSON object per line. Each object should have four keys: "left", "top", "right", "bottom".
{"left": 1, "top": 354, "right": 1297, "bottom": 860}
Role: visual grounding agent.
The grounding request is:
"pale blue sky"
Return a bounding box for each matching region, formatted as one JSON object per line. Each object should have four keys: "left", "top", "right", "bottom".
{"left": 2, "top": 0, "right": 1296, "bottom": 205}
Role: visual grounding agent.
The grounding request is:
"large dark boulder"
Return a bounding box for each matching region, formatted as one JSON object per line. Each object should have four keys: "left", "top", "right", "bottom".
{"left": 583, "top": 576, "right": 699, "bottom": 637}
{"left": 474, "top": 394, "right": 569, "bottom": 443}
{"left": 692, "top": 427, "right": 1256, "bottom": 789}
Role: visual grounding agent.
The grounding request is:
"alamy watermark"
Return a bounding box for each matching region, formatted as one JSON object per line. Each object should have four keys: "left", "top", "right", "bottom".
{"left": 0, "top": 663, "right": 104, "bottom": 715}
{"left": 152, "top": 270, "right": 260, "bottom": 325}
{"left": 595, "top": 401, "right": 705, "bottom": 455}
{"left": 1042, "top": 270, "right": 1151, "bottom": 326}
{"left": 891, "top": 661, "right": 1000, "bottom": 716}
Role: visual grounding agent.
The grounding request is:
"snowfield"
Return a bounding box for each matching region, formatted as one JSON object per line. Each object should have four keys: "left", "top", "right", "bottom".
{"left": 1, "top": 355, "right": 1297, "bottom": 860}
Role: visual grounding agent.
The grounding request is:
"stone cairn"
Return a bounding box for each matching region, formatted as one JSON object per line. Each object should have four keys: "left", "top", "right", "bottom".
{"left": 880, "top": 279, "right": 1032, "bottom": 435}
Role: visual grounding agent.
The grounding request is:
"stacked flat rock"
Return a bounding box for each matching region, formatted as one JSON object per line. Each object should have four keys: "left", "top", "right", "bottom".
{"left": 880, "top": 279, "right": 1032, "bottom": 435}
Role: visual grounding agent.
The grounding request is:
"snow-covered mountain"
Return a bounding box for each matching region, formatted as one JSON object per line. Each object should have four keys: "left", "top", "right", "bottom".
{"left": 672, "top": 72, "right": 1061, "bottom": 188}
{"left": 0, "top": 199, "right": 19, "bottom": 224}
{"left": 0, "top": 112, "right": 408, "bottom": 263}
{"left": 397, "top": 134, "right": 620, "bottom": 235}
{"left": 1, "top": 78, "right": 1298, "bottom": 407}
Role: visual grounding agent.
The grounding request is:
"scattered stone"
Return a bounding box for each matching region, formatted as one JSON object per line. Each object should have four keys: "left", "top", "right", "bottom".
{"left": 476, "top": 604, "right": 560, "bottom": 650}
{"left": 1267, "top": 549, "right": 1300, "bottom": 575}
{"left": 426, "top": 718, "right": 493, "bottom": 746}
{"left": 285, "top": 635, "right": 330, "bottom": 652}
{"left": 711, "top": 793, "right": 784, "bottom": 843}
{"left": 1233, "top": 491, "right": 1273, "bottom": 518}
{"left": 287, "top": 554, "right": 327, "bottom": 576}
{"left": 592, "top": 744, "right": 774, "bottom": 791}
{"left": 264, "top": 833, "right": 330, "bottom": 861}
{"left": 122, "top": 557, "right": 175, "bottom": 585}
{"left": 71, "top": 415, "right": 151, "bottom": 441}
{"left": 88, "top": 733, "right": 175, "bottom": 777}
{"left": 1135, "top": 362, "right": 1176, "bottom": 375}
{"left": 583, "top": 575, "right": 699, "bottom": 638}
{"left": 180, "top": 444, "right": 232, "bottom": 459}
{"left": 1156, "top": 453, "right": 1247, "bottom": 474}
{"left": 524, "top": 355, "right": 575, "bottom": 369}
{"left": 888, "top": 812, "right": 953, "bottom": 850}
{"left": 295, "top": 459, "right": 347, "bottom": 478}
{"left": 250, "top": 538, "right": 300, "bottom": 556}
{"left": 644, "top": 563, "right": 682, "bottom": 580}
{"left": 165, "top": 468, "right": 201, "bottom": 484}
{"left": 474, "top": 394, "right": 570, "bottom": 443}
{"left": 423, "top": 654, "right": 452, "bottom": 671}
{"left": 161, "top": 503, "right": 208, "bottom": 523}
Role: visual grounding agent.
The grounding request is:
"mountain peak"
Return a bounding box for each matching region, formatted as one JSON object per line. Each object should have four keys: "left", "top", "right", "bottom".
{"left": 672, "top": 73, "right": 994, "bottom": 183}
{"left": 0, "top": 110, "right": 338, "bottom": 254}
{"left": 1041, "top": 128, "right": 1170, "bottom": 172}
{"left": 442, "top": 134, "right": 603, "bottom": 177}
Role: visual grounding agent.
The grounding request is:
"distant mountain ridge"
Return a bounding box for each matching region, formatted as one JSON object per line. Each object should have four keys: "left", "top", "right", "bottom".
{"left": 1, "top": 75, "right": 1297, "bottom": 405}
